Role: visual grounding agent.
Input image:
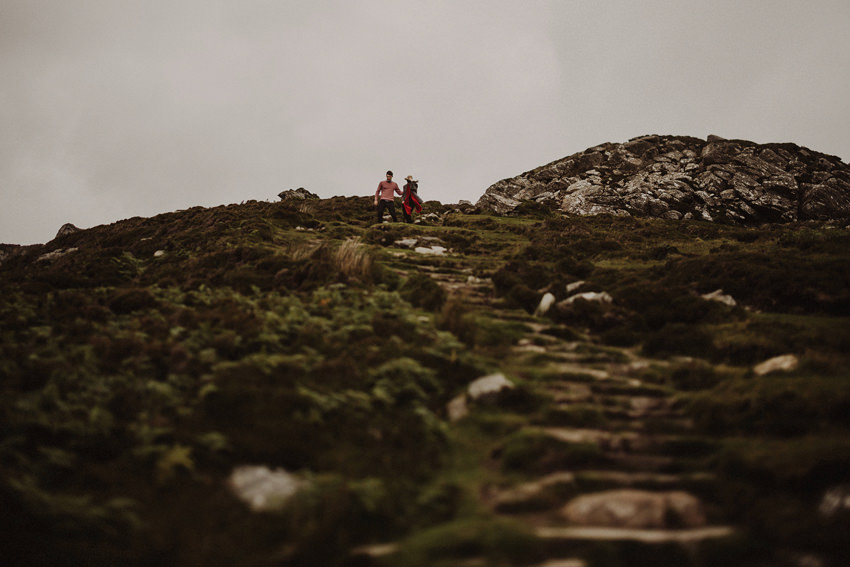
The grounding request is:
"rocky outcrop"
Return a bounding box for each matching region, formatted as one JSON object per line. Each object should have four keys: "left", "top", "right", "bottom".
{"left": 477, "top": 135, "right": 850, "bottom": 224}
{"left": 55, "top": 223, "right": 81, "bottom": 238}
{"left": 278, "top": 187, "right": 319, "bottom": 201}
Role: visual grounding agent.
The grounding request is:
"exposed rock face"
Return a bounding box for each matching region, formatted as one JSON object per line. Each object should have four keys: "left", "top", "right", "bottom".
{"left": 477, "top": 135, "right": 850, "bottom": 224}
{"left": 55, "top": 223, "right": 81, "bottom": 238}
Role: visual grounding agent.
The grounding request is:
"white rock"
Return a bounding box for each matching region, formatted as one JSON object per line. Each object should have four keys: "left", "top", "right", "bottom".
{"left": 415, "top": 246, "right": 447, "bottom": 255}
{"left": 535, "top": 292, "right": 556, "bottom": 316}
{"left": 701, "top": 289, "right": 736, "bottom": 307}
{"left": 565, "top": 280, "right": 586, "bottom": 294}
{"left": 394, "top": 238, "right": 418, "bottom": 249}
{"left": 467, "top": 373, "right": 514, "bottom": 402}
{"left": 228, "top": 465, "right": 305, "bottom": 512}
{"left": 154, "top": 250, "right": 166, "bottom": 257}
{"left": 562, "top": 291, "right": 613, "bottom": 305}
{"left": 753, "top": 354, "right": 799, "bottom": 376}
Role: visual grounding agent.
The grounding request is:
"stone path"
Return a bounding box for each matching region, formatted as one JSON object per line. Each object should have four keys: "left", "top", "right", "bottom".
{"left": 381, "top": 250, "right": 737, "bottom": 566}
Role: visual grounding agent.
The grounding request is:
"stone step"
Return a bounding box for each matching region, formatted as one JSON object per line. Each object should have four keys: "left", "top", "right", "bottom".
{"left": 537, "top": 427, "right": 718, "bottom": 461}
{"left": 531, "top": 526, "right": 738, "bottom": 567}
{"left": 609, "top": 416, "right": 696, "bottom": 435}
{"left": 573, "top": 470, "right": 716, "bottom": 491}
{"left": 532, "top": 399, "right": 693, "bottom": 433}
{"left": 491, "top": 472, "right": 579, "bottom": 513}
{"left": 600, "top": 405, "right": 687, "bottom": 422}
{"left": 558, "top": 397, "right": 680, "bottom": 415}
{"left": 536, "top": 525, "right": 736, "bottom": 544}
{"left": 588, "top": 381, "right": 672, "bottom": 398}
{"left": 540, "top": 383, "right": 594, "bottom": 404}
{"left": 532, "top": 364, "right": 613, "bottom": 382}
{"left": 512, "top": 352, "right": 608, "bottom": 368}
{"left": 527, "top": 560, "right": 587, "bottom": 567}
{"left": 599, "top": 452, "right": 685, "bottom": 473}
{"left": 491, "top": 470, "right": 718, "bottom": 514}
{"left": 569, "top": 471, "right": 721, "bottom": 505}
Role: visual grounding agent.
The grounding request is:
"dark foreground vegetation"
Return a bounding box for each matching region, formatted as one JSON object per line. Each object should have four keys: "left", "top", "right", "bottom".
{"left": 2, "top": 196, "right": 850, "bottom": 566}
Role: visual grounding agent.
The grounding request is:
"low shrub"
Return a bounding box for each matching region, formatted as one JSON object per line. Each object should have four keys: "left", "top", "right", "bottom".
{"left": 669, "top": 361, "right": 722, "bottom": 391}
{"left": 400, "top": 273, "right": 446, "bottom": 311}
{"left": 504, "top": 284, "right": 540, "bottom": 313}
{"left": 643, "top": 323, "right": 716, "bottom": 359}
{"left": 107, "top": 288, "right": 159, "bottom": 315}
{"left": 689, "top": 376, "right": 850, "bottom": 437}
{"left": 551, "top": 298, "right": 622, "bottom": 332}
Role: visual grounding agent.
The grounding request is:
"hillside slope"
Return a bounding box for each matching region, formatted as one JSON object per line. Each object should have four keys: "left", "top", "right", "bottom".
{"left": 2, "top": 197, "right": 850, "bottom": 566}
{"left": 477, "top": 135, "right": 850, "bottom": 225}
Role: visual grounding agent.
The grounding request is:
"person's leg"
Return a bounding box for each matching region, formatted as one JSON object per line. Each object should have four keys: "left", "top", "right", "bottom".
{"left": 388, "top": 201, "right": 398, "bottom": 222}
{"left": 376, "top": 200, "right": 385, "bottom": 223}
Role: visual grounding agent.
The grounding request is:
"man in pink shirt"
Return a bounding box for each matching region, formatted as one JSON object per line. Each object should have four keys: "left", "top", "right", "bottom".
{"left": 375, "top": 170, "right": 402, "bottom": 223}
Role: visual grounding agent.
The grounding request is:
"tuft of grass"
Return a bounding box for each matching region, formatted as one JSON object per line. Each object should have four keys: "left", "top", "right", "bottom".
{"left": 334, "top": 237, "right": 374, "bottom": 281}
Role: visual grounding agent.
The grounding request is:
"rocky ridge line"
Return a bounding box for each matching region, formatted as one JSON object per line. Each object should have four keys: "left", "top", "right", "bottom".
{"left": 476, "top": 134, "right": 850, "bottom": 224}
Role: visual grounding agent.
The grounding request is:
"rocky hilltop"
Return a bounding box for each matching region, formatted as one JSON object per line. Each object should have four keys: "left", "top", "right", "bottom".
{"left": 477, "top": 135, "right": 850, "bottom": 224}
{"left": 3, "top": 194, "right": 850, "bottom": 566}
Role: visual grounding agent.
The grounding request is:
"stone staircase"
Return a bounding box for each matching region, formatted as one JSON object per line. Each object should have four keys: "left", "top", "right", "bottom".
{"left": 381, "top": 251, "right": 737, "bottom": 566}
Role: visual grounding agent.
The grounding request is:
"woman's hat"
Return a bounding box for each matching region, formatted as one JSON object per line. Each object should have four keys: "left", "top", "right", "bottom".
{"left": 405, "top": 175, "right": 414, "bottom": 181}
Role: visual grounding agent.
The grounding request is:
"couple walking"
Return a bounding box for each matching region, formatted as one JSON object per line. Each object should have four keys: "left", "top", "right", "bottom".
{"left": 375, "top": 170, "right": 422, "bottom": 223}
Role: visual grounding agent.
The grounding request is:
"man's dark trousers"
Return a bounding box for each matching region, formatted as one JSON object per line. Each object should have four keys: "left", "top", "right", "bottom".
{"left": 377, "top": 199, "right": 398, "bottom": 222}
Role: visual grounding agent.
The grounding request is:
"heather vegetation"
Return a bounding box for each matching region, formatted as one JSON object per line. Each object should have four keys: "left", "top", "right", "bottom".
{"left": 2, "top": 196, "right": 850, "bottom": 566}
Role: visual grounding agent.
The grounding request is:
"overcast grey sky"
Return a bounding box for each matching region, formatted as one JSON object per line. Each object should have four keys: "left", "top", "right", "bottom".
{"left": 2, "top": 0, "right": 848, "bottom": 244}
